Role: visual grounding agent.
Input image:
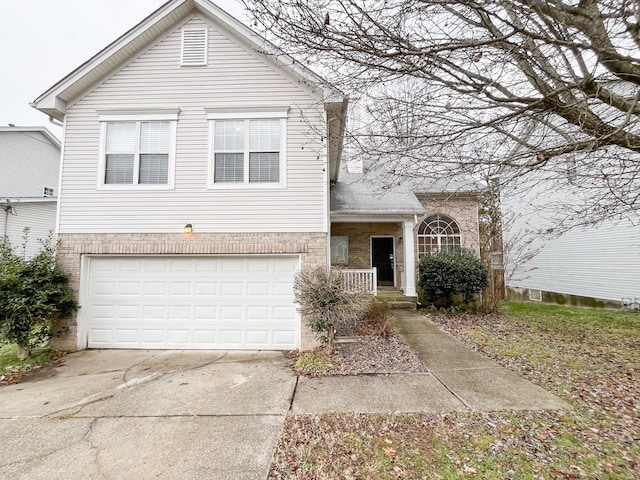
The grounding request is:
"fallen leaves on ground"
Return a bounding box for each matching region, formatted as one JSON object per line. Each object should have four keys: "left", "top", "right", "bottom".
{"left": 270, "top": 304, "right": 640, "bottom": 479}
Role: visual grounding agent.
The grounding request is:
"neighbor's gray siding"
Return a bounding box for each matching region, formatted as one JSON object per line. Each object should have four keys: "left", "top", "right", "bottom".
{"left": 503, "top": 175, "right": 640, "bottom": 302}
{"left": 507, "top": 220, "right": 640, "bottom": 302}
{"left": 59, "top": 15, "right": 327, "bottom": 234}
{"left": 1, "top": 202, "right": 57, "bottom": 259}
{"left": 0, "top": 131, "right": 60, "bottom": 198}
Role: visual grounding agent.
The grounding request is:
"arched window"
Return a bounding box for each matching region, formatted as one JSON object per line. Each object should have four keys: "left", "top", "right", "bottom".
{"left": 418, "top": 214, "right": 461, "bottom": 256}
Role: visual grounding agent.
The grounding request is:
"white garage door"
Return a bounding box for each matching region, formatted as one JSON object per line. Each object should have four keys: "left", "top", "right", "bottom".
{"left": 84, "top": 256, "right": 299, "bottom": 350}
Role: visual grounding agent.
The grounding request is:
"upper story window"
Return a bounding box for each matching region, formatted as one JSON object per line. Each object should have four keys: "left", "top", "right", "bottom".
{"left": 418, "top": 214, "right": 461, "bottom": 257}
{"left": 98, "top": 111, "right": 178, "bottom": 189}
{"left": 207, "top": 108, "right": 288, "bottom": 188}
{"left": 43, "top": 186, "right": 55, "bottom": 197}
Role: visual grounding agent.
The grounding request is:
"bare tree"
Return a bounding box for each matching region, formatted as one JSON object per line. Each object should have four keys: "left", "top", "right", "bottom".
{"left": 241, "top": 0, "right": 640, "bottom": 228}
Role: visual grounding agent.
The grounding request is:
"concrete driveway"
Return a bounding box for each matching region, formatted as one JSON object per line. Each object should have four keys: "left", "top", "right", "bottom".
{"left": 1, "top": 320, "right": 570, "bottom": 479}
{"left": 0, "top": 350, "right": 296, "bottom": 480}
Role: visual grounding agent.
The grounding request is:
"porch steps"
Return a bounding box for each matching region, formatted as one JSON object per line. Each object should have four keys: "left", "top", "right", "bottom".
{"left": 376, "top": 289, "right": 418, "bottom": 310}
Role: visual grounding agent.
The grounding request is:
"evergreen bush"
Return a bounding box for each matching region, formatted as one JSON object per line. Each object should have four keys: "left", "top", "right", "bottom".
{"left": 418, "top": 248, "right": 489, "bottom": 308}
{"left": 0, "top": 235, "right": 77, "bottom": 359}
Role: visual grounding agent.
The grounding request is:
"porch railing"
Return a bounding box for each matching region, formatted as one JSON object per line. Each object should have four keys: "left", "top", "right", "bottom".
{"left": 338, "top": 268, "right": 378, "bottom": 295}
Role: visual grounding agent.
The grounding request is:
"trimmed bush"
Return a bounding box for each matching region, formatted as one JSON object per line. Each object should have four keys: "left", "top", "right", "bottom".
{"left": 293, "top": 266, "right": 370, "bottom": 350}
{"left": 418, "top": 248, "right": 489, "bottom": 308}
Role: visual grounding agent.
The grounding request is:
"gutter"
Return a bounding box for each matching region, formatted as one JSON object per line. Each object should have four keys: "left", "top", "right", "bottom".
{"left": 1, "top": 197, "right": 58, "bottom": 204}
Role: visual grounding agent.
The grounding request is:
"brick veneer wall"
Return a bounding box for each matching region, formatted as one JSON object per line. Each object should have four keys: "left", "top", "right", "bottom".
{"left": 55, "top": 232, "right": 328, "bottom": 351}
{"left": 330, "top": 193, "right": 480, "bottom": 290}
{"left": 330, "top": 223, "right": 404, "bottom": 285}
{"left": 415, "top": 193, "right": 480, "bottom": 256}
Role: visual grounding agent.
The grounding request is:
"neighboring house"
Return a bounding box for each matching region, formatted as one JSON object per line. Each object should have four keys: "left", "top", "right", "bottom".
{"left": 0, "top": 126, "right": 60, "bottom": 258}
{"left": 503, "top": 180, "right": 640, "bottom": 308}
{"left": 32, "top": 0, "right": 481, "bottom": 352}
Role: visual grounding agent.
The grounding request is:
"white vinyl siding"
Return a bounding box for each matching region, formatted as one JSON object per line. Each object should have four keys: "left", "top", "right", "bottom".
{"left": 211, "top": 117, "right": 285, "bottom": 186}
{"left": 181, "top": 27, "right": 207, "bottom": 66}
{"left": 504, "top": 174, "right": 640, "bottom": 302}
{"left": 59, "top": 15, "right": 327, "bottom": 234}
{"left": 0, "top": 131, "right": 60, "bottom": 198}
{"left": 0, "top": 202, "right": 57, "bottom": 259}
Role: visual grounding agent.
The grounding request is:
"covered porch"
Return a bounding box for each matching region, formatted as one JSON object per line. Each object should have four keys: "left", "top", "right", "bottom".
{"left": 329, "top": 175, "right": 426, "bottom": 301}
{"left": 330, "top": 217, "right": 419, "bottom": 299}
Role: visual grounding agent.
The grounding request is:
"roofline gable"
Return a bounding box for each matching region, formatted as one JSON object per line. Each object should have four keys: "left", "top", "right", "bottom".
{"left": 0, "top": 126, "right": 61, "bottom": 149}
{"left": 31, "top": 0, "right": 344, "bottom": 121}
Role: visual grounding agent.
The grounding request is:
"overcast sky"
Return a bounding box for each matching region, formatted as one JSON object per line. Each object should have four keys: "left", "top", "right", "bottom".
{"left": 0, "top": 0, "right": 245, "bottom": 140}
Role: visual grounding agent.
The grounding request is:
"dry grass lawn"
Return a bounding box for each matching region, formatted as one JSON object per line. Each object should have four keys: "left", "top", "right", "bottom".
{"left": 269, "top": 302, "right": 639, "bottom": 479}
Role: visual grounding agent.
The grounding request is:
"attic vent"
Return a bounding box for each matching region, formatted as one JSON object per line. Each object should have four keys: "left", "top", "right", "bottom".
{"left": 181, "top": 28, "right": 207, "bottom": 66}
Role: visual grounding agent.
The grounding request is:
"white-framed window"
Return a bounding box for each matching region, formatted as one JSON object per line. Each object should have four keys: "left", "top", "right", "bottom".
{"left": 181, "top": 28, "right": 208, "bottom": 66}
{"left": 417, "top": 214, "right": 462, "bottom": 257}
{"left": 207, "top": 108, "right": 288, "bottom": 188}
{"left": 98, "top": 112, "right": 178, "bottom": 189}
{"left": 331, "top": 236, "right": 349, "bottom": 265}
{"left": 43, "top": 186, "right": 55, "bottom": 197}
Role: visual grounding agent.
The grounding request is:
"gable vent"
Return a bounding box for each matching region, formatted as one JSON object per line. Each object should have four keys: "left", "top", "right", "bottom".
{"left": 181, "top": 28, "right": 208, "bottom": 66}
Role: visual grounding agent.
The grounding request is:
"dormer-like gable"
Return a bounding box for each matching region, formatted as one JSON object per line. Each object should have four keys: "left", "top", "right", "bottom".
{"left": 31, "top": 0, "right": 347, "bottom": 179}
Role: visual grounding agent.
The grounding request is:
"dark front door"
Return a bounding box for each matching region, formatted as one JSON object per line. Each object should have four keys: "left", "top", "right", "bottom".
{"left": 372, "top": 237, "right": 395, "bottom": 286}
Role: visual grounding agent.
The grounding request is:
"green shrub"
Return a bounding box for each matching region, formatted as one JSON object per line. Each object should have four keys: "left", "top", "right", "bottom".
{"left": 0, "top": 236, "right": 77, "bottom": 359}
{"left": 293, "top": 266, "right": 371, "bottom": 350}
{"left": 418, "top": 248, "right": 489, "bottom": 308}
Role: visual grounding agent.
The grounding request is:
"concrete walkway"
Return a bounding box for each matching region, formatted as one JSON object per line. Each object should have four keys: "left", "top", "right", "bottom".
{"left": 0, "top": 313, "right": 570, "bottom": 479}
{"left": 291, "top": 309, "right": 571, "bottom": 413}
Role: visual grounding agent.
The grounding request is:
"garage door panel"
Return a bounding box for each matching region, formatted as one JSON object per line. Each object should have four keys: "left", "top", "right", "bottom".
{"left": 247, "top": 306, "right": 270, "bottom": 321}
{"left": 221, "top": 282, "right": 243, "bottom": 296}
{"left": 142, "top": 330, "right": 164, "bottom": 344}
{"left": 247, "top": 282, "right": 270, "bottom": 296}
{"left": 273, "top": 282, "right": 294, "bottom": 296}
{"left": 222, "top": 259, "right": 243, "bottom": 272}
{"left": 273, "top": 330, "right": 297, "bottom": 347}
{"left": 86, "top": 256, "right": 299, "bottom": 350}
{"left": 274, "top": 306, "right": 297, "bottom": 320}
{"left": 193, "top": 306, "right": 216, "bottom": 320}
{"left": 195, "top": 282, "right": 217, "bottom": 295}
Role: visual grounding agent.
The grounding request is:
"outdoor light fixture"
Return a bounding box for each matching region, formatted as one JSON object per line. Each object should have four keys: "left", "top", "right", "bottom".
{"left": 184, "top": 223, "right": 193, "bottom": 234}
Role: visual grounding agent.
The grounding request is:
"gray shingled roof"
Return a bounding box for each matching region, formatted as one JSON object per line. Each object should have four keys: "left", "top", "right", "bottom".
{"left": 330, "top": 161, "right": 481, "bottom": 215}
{"left": 331, "top": 174, "right": 425, "bottom": 215}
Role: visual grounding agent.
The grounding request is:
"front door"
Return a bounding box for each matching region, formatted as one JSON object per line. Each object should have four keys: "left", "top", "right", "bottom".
{"left": 371, "top": 237, "right": 395, "bottom": 286}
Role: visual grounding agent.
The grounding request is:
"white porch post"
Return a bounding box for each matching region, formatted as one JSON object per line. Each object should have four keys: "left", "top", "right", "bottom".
{"left": 403, "top": 219, "right": 417, "bottom": 297}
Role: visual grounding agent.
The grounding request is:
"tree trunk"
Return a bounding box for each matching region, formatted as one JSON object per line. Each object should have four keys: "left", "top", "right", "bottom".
{"left": 326, "top": 328, "right": 335, "bottom": 354}
{"left": 17, "top": 344, "right": 31, "bottom": 360}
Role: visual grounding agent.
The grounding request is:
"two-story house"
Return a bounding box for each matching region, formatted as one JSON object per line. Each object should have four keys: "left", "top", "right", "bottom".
{"left": 0, "top": 126, "right": 60, "bottom": 258}
{"left": 32, "top": 0, "right": 480, "bottom": 352}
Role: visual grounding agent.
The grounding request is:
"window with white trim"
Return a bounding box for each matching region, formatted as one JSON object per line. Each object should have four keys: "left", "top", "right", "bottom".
{"left": 331, "top": 236, "right": 349, "bottom": 265}
{"left": 418, "top": 214, "right": 461, "bottom": 256}
{"left": 99, "top": 115, "right": 177, "bottom": 189}
{"left": 208, "top": 109, "right": 287, "bottom": 187}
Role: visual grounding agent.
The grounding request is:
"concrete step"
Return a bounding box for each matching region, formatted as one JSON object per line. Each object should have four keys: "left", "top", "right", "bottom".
{"left": 387, "top": 300, "right": 418, "bottom": 310}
